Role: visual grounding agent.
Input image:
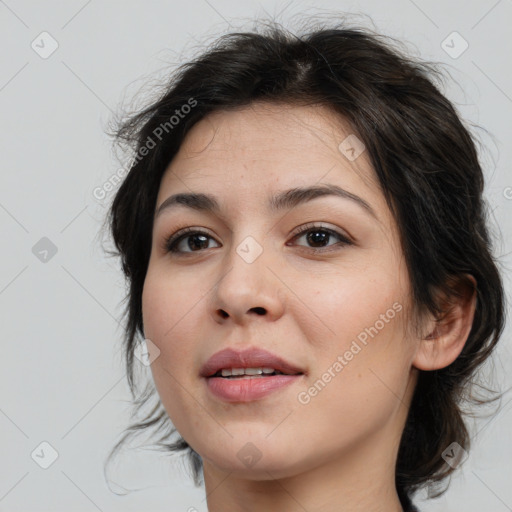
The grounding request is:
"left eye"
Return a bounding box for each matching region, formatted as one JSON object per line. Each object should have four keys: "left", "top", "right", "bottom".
{"left": 164, "top": 224, "right": 352, "bottom": 254}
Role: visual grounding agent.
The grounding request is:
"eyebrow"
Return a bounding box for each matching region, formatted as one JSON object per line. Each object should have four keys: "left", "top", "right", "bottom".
{"left": 154, "top": 184, "right": 377, "bottom": 220}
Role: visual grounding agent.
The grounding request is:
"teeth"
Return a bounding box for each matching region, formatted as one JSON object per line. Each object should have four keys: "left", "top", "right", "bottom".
{"left": 244, "top": 368, "right": 263, "bottom": 375}
{"left": 220, "top": 367, "right": 277, "bottom": 377}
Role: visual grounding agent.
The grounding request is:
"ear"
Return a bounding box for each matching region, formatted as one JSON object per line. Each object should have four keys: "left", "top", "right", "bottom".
{"left": 413, "top": 274, "right": 477, "bottom": 371}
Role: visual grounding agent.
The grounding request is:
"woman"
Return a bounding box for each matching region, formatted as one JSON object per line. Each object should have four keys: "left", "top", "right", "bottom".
{"left": 102, "top": 18, "right": 505, "bottom": 512}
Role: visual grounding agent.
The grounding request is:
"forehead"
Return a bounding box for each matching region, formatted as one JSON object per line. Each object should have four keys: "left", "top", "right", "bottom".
{"left": 157, "top": 102, "right": 383, "bottom": 214}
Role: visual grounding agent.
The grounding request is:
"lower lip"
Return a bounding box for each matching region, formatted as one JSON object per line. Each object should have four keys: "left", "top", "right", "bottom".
{"left": 205, "top": 375, "right": 302, "bottom": 402}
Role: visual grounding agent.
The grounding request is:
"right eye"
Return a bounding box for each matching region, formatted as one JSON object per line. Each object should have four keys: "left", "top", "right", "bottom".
{"left": 164, "top": 227, "right": 221, "bottom": 254}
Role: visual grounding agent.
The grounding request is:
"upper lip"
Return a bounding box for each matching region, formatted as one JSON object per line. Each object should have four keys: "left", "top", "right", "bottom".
{"left": 200, "top": 347, "right": 305, "bottom": 378}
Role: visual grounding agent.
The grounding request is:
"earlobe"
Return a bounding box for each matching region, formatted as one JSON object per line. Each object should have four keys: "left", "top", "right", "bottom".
{"left": 412, "top": 275, "right": 477, "bottom": 371}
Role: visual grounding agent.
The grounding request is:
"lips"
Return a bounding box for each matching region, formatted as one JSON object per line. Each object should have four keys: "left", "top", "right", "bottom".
{"left": 200, "top": 347, "right": 304, "bottom": 378}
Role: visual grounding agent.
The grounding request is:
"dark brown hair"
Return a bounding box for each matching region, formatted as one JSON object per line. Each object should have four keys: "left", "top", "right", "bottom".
{"left": 101, "top": 17, "right": 506, "bottom": 507}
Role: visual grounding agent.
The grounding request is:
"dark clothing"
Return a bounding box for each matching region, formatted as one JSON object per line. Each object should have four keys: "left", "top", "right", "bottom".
{"left": 400, "top": 491, "right": 419, "bottom": 512}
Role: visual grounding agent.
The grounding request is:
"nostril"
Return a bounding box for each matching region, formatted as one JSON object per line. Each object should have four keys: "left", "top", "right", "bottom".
{"left": 251, "top": 307, "right": 266, "bottom": 315}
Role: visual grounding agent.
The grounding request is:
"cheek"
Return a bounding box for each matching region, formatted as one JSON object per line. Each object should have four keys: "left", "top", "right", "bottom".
{"left": 141, "top": 269, "right": 201, "bottom": 415}
{"left": 294, "top": 259, "right": 412, "bottom": 417}
{"left": 142, "top": 268, "right": 174, "bottom": 341}
{"left": 302, "top": 259, "right": 407, "bottom": 349}
{"left": 293, "top": 312, "right": 412, "bottom": 459}
{"left": 141, "top": 264, "right": 203, "bottom": 344}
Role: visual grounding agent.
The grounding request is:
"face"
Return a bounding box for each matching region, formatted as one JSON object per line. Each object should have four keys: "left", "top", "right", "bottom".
{"left": 142, "top": 102, "right": 419, "bottom": 480}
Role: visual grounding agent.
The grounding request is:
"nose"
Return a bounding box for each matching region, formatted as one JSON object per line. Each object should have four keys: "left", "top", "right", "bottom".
{"left": 210, "top": 237, "right": 285, "bottom": 325}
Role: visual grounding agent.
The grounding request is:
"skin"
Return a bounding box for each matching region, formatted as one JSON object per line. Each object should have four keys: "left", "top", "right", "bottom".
{"left": 141, "top": 102, "right": 476, "bottom": 512}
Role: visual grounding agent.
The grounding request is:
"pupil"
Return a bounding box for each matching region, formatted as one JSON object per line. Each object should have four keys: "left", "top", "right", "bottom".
{"left": 308, "top": 230, "right": 328, "bottom": 247}
{"left": 189, "top": 234, "right": 209, "bottom": 251}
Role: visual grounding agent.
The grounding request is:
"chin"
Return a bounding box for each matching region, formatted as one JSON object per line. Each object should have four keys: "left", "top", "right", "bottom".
{"left": 196, "top": 434, "right": 306, "bottom": 477}
{"left": 203, "top": 452, "right": 308, "bottom": 481}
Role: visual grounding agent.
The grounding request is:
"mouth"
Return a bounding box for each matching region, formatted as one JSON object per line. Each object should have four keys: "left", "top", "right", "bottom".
{"left": 211, "top": 367, "right": 300, "bottom": 379}
{"left": 200, "top": 347, "right": 305, "bottom": 379}
{"left": 201, "top": 347, "right": 305, "bottom": 402}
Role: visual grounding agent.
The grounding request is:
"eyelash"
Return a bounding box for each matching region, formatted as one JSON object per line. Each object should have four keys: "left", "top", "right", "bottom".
{"left": 163, "top": 222, "right": 353, "bottom": 255}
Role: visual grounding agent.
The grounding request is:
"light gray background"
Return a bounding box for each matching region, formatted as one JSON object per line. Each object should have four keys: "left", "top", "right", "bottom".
{"left": 1, "top": 1, "right": 511, "bottom": 511}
